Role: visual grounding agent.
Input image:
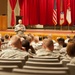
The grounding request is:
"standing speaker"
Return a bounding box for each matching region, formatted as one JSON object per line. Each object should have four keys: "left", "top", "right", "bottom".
{"left": 16, "top": 16, "right": 22, "bottom": 24}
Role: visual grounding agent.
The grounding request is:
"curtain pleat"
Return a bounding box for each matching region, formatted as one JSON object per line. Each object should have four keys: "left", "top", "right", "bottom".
{"left": 9, "top": 0, "right": 17, "bottom": 26}
{"left": 19, "top": 0, "right": 28, "bottom": 26}
{"left": 17, "top": 0, "right": 75, "bottom": 26}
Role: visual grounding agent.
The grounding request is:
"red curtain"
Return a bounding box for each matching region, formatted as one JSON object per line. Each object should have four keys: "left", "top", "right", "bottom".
{"left": 70, "top": 0, "right": 75, "bottom": 25}
{"left": 19, "top": 0, "right": 23, "bottom": 16}
{"left": 63, "top": 0, "right": 67, "bottom": 25}
{"left": 18, "top": 0, "right": 75, "bottom": 26}
{"left": 19, "top": 0, "right": 28, "bottom": 26}
{"left": 47, "top": 0, "right": 54, "bottom": 25}
{"left": 39, "top": 0, "right": 47, "bottom": 25}
{"left": 9, "top": 0, "right": 17, "bottom": 26}
{"left": 27, "top": 0, "right": 39, "bottom": 25}
{"left": 39, "top": 0, "right": 54, "bottom": 25}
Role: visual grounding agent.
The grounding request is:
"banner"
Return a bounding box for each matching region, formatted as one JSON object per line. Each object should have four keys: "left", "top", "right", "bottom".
{"left": 60, "top": 12, "right": 64, "bottom": 25}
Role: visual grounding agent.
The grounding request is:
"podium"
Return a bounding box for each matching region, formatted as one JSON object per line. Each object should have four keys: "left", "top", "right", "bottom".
{"left": 0, "top": 15, "right": 7, "bottom": 31}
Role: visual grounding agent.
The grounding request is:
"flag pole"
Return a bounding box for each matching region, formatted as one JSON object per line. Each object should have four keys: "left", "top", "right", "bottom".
{"left": 68, "top": 24, "right": 69, "bottom": 30}
{"left": 60, "top": 25, "right": 62, "bottom": 30}
{"left": 54, "top": 25, "right": 56, "bottom": 30}
{"left": 60, "top": 0, "right": 64, "bottom": 30}
{"left": 61, "top": 25, "right": 62, "bottom": 30}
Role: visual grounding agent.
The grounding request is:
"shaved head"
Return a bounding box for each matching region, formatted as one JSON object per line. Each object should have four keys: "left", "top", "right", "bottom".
{"left": 10, "top": 35, "right": 21, "bottom": 47}
{"left": 18, "top": 19, "right": 22, "bottom": 24}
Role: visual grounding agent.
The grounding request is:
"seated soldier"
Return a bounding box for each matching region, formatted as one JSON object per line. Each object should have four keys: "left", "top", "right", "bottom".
{"left": 31, "top": 36, "right": 42, "bottom": 50}
{"left": 36, "top": 38, "right": 60, "bottom": 57}
{"left": 54, "top": 37, "right": 67, "bottom": 50}
{"left": 0, "top": 35, "right": 29, "bottom": 58}
{"left": 67, "top": 41, "right": 75, "bottom": 64}
{"left": 22, "top": 39, "right": 36, "bottom": 54}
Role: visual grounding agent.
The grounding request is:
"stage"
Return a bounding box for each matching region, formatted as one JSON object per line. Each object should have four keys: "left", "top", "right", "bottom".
{"left": 0, "top": 29, "right": 75, "bottom": 40}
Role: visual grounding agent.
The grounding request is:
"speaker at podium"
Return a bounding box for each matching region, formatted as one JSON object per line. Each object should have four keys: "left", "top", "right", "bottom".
{"left": 16, "top": 16, "right": 22, "bottom": 24}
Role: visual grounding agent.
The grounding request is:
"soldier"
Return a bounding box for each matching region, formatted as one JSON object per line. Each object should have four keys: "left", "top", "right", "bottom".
{"left": 14, "top": 19, "right": 26, "bottom": 37}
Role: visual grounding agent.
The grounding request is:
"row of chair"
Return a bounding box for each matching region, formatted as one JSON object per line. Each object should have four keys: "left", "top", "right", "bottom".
{"left": 0, "top": 56, "right": 74, "bottom": 75}
{"left": 13, "top": 56, "right": 69, "bottom": 75}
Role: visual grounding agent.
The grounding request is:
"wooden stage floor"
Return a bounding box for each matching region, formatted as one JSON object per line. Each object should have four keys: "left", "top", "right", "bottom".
{"left": 0, "top": 29, "right": 75, "bottom": 40}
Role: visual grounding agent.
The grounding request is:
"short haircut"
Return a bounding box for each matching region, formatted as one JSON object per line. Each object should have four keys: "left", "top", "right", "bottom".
{"left": 4, "top": 34, "right": 9, "bottom": 39}
{"left": 22, "top": 40, "right": 30, "bottom": 52}
{"left": 67, "top": 41, "right": 75, "bottom": 57}
{"left": 10, "top": 35, "right": 21, "bottom": 45}
{"left": 46, "top": 39, "right": 54, "bottom": 48}
{"left": 43, "top": 38, "right": 53, "bottom": 48}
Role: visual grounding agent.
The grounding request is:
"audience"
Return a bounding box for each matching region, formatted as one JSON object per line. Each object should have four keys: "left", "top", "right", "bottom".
{"left": 27, "top": 33, "right": 34, "bottom": 42}
{"left": 31, "top": 36, "right": 42, "bottom": 50}
{"left": 0, "top": 33, "right": 75, "bottom": 75}
{"left": 0, "top": 33, "right": 74, "bottom": 61}
{"left": 0, "top": 35, "right": 29, "bottom": 58}
{"left": 47, "top": 34, "right": 56, "bottom": 44}
{"left": 60, "top": 38, "right": 73, "bottom": 54}
{"left": 36, "top": 38, "right": 60, "bottom": 57}
{"left": 65, "top": 34, "right": 71, "bottom": 44}
{"left": 22, "top": 39, "right": 36, "bottom": 54}
{"left": 67, "top": 41, "right": 75, "bottom": 64}
{"left": 54, "top": 37, "right": 67, "bottom": 50}
{"left": 4, "top": 34, "right": 10, "bottom": 43}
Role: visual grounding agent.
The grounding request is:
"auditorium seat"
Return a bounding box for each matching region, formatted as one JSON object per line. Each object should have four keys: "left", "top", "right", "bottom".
{"left": 0, "top": 65, "right": 18, "bottom": 72}
{"left": 67, "top": 63, "right": 75, "bottom": 75}
{"left": 23, "top": 65, "right": 69, "bottom": 71}
{"left": 0, "top": 60, "right": 22, "bottom": 65}
{"left": 0, "top": 60, "right": 21, "bottom": 71}
{"left": 0, "top": 57, "right": 28, "bottom": 71}
{"left": 33, "top": 56, "right": 59, "bottom": 59}
{"left": 0, "top": 71, "right": 34, "bottom": 75}
{"left": 13, "top": 68, "right": 68, "bottom": 75}
{"left": 25, "top": 61, "right": 63, "bottom": 67}
{"left": 28, "top": 58, "right": 59, "bottom": 62}
{"left": 61, "top": 60, "right": 70, "bottom": 67}
{"left": 0, "top": 58, "right": 26, "bottom": 65}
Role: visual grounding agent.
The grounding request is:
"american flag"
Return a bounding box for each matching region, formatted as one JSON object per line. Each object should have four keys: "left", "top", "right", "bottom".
{"left": 52, "top": 0, "right": 57, "bottom": 25}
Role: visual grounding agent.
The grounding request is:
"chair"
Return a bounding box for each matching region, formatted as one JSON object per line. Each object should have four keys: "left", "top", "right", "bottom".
{"left": 33, "top": 56, "right": 59, "bottom": 59}
{"left": 28, "top": 58, "right": 59, "bottom": 62}
{"left": 25, "top": 61, "right": 63, "bottom": 67}
{"left": 0, "top": 56, "right": 28, "bottom": 68}
{"left": 13, "top": 68, "right": 68, "bottom": 75}
{"left": 0, "top": 57, "right": 28, "bottom": 71}
{"left": 61, "top": 60, "right": 70, "bottom": 67}
{"left": 67, "top": 63, "right": 75, "bottom": 75}
{"left": 0, "top": 71, "right": 33, "bottom": 75}
{"left": 0, "top": 65, "right": 18, "bottom": 72}
{"left": 23, "top": 65, "right": 69, "bottom": 71}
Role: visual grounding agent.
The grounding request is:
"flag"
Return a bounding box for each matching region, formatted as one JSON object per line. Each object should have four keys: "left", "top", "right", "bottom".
{"left": 66, "top": 0, "right": 71, "bottom": 25}
{"left": 60, "top": 0, "right": 64, "bottom": 25}
{"left": 60, "top": 12, "right": 64, "bottom": 25}
{"left": 52, "top": 0, "right": 57, "bottom": 25}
